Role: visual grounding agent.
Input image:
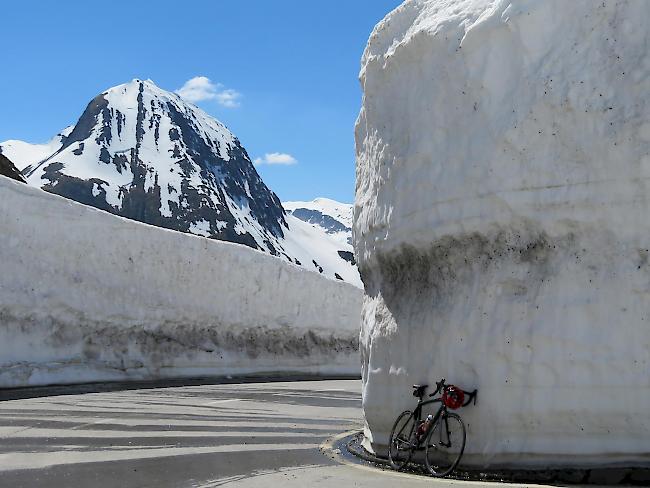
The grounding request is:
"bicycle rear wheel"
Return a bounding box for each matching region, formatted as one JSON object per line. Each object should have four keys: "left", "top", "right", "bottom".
{"left": 388, "top": 410, "right": 416, "bottom": 470}
{"left": 424, "top": 412, "right": 466, "bottom": 477}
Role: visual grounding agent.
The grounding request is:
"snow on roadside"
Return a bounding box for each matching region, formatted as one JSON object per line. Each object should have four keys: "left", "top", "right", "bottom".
{"left": 0, "top": 176, "right": 362, "bottom": 388}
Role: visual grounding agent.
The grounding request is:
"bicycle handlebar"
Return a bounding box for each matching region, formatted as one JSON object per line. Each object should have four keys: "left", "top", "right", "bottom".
{"left": 427, "top": 378, "right": 478, "bottom": 407}
{"left": 462, "top": 389, "right": 478, "bottom": 407}
{"left": 429, "top": 378, "right": 446, "bottom": 397}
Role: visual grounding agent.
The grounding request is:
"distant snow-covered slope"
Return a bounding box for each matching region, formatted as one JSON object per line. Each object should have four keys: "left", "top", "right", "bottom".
{"left": 1, "top": 79, "right": 361, "bottom": 287}
{"left": 283, "top": 198, "right": 353, "bottom": 246}
{"left": 0, "top": 127, "right": 72, "bottom": 170}
{"left": 283, "top": 198, "right": 359, "bottom": 286}
{"left": 285, "top": 197, "right": 353, "bottom": 228}
{"left": 283, "top": 214, "right": 359, "bottom": 286}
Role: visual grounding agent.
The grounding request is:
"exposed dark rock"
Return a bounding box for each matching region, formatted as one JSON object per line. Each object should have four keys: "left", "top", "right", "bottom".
{"left": 337, "top": 250, "right": 356, "bottom": 265}
{"left": 290, "top": 207, "right": 351, "bottom": 234}
{"left": 61, "top": 92, "right": 111, "bottom": 150}
{"left": 312, "top": 259, "right": 323, "bottom": 273}
{"left": 0, "top": 154, "right": 25, "bottom": 183}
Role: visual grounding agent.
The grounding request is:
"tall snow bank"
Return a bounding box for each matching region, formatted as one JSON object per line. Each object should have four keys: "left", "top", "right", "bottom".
{"left": 355, "top": 0, "right": 650, "bottom": 468}
{"left": 0, "top": 177, "right": 362, "bottom": 388}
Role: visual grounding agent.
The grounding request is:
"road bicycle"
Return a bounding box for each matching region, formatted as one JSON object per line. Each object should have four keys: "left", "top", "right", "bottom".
{"left": 387, "top": 378, "right": 477, "bottom": 477}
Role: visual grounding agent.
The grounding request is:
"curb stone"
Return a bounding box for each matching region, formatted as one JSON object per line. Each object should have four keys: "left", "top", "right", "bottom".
{"left": 345, "top": 432, "right": 650, "bottom": 486}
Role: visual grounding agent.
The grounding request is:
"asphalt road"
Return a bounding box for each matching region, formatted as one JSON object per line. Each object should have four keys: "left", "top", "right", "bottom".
{"left": 0, "top": 379, "right": 509, "bottom": 488}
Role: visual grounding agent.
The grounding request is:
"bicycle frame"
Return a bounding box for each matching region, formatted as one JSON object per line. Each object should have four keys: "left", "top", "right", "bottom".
{"left": 407, "top": 397, "right": 447, "bottom": 450}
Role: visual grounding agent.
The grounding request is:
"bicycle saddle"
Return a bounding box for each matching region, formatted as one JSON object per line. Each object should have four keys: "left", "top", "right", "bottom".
{"left": 412, "top": 384, "right": 428, "bottom": 398}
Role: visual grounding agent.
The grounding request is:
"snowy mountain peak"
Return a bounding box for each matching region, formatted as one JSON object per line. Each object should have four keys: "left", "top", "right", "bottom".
{"left": 58, "top": 78, "right": 237, "bottom": 168}
{"left": 19, "top": 78, "right": 287, "bottom": 252}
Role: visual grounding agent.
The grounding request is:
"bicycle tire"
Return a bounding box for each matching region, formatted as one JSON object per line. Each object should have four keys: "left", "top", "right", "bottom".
{"left": 424, "top": 411, "right": 466, "bottom": 477}
{"left": 388, "top": 410, "right": 416, "bottom": 470}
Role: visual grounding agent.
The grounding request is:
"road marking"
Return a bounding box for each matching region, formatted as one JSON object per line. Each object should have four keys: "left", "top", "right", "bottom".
{"left": 203, "top": 398, "right": 244, "bottom": 405}
{"left": 192, "top": 465, "right": 323, "bottom": 488}
{"left": 2, "top": 427, "right": 322, "bottom": 439}
{"left": 0, "top": 442, "right": 320, "bottom": 471}
{"left": 71, "top": 417, "right": 114, "bottom": 430}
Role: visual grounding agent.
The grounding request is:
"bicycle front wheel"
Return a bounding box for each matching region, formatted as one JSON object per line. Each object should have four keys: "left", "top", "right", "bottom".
{"left": 424, "top": 412, "right": 466, "bottom": 477}
{"left": 388, "top": 410, "right": 416, "bottom": 470}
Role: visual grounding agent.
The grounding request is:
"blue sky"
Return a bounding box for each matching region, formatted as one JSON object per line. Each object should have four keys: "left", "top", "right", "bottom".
{"left": 0, "top": 0, "right": 402, "bottom": 203}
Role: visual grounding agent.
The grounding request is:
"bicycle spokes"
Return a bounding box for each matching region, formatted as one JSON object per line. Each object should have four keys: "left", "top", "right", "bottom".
{"left": 439, "top": 416, "right": 452, "bottom": 448}
{"left": 388, "top": 410, "right": 416, "bottom": 470}
{"left": 424, "top": 413, "right": 467, "bottom": 477}
{"left": 429, "top": 417, "right": 460, "bottom": 451}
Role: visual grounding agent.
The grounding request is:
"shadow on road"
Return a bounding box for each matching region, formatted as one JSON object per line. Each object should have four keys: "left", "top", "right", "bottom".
{"left": 0, "top": 374, "right": 361, "bottom": 401}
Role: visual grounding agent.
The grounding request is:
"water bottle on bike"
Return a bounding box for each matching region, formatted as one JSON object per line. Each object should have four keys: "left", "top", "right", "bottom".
{"left": 416, "top": 414, "right": 434, "bottom": 441}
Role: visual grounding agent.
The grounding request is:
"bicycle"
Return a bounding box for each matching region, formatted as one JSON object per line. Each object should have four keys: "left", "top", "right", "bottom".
{"left": 387, "top": 378, "right": 477, "bottom": 477}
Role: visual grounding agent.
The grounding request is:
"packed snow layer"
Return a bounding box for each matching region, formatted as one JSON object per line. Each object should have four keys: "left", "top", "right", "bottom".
{"left": 0, "top": 177, "right": 362, "bottom": 388}
{"left": 355, "top": 0, "right": 650, "bottom": 468}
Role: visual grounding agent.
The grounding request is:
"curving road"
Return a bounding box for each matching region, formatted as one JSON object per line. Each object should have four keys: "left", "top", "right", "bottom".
{"left": 0, "top": 379, "right": 469, "bottom": 487}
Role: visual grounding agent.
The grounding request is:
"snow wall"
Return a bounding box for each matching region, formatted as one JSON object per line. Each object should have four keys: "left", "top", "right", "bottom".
{"left": 0, "top": 176, "right": 362, "bottom": 388}
{"left": 355, "top": 0, "right": 650, "bottom": 468}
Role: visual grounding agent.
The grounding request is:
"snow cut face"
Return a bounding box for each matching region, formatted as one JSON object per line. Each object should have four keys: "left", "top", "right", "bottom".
{"left": 0, "top": 176, "right": 363, "bottom": 388}
{"left": 356, "top": 0, "right": 650, "bottom": 466}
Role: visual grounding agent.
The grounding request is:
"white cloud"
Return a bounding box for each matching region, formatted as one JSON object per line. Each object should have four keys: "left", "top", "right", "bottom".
{"left": 175, "top": 76, "right": 216, "bottom": 103}
{"left": 215, "top": 89, "right": 241, "bottom": 108}
{"left": 254, "top": 153, "right": 298, "bottom": 166}
{"left": 175, "top": 76, "right": 242, "bottom": 108}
